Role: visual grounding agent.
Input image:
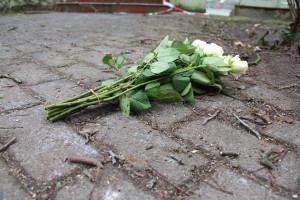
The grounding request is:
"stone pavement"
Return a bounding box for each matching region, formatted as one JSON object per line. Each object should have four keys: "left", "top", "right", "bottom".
{"left": 0, "top": 13, "right": 300, "bottom": 200}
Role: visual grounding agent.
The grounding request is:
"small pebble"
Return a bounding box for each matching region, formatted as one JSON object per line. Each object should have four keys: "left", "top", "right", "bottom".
{"left": 292, "top": 194, "right": 298, "bottom": 199}
{"left": 41, "top": 194, "right": 49, "bottom": 200}
{"left": 230, "top": 160, "right": 240, "bottom": 168}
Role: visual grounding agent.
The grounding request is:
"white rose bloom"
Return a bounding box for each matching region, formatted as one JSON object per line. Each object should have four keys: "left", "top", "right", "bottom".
{"left": 203, "top": 43, "right": 224, "bottom": 57}
{"left": 192, "top": 40, "right": 208, "bottom": 53}
{"left": 223, "top": 55, "right": 232, "bottom": 65}
{"left": 231, "top": 60, "right": 248, "bottom": 74}
{"left": 231, "top": 55, "right": 241, "bottom": 62}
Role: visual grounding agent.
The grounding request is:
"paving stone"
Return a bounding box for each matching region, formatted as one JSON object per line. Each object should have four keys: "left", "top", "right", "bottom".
{"left": 193, "top": 94, "right": 245, "bottom": 111}
{"left": 0, "top": 79, "right": 40, "bottom": 112}
{"left": 0, "top": 160, "right": 31, "bottom": 200}
{"left": 174, "top": 119, "right": 274, "bottom": 171}
{"left": 56, "top": 167, "right": 155, "bottom": 200}
{"left": 73, "top": 51, "right": 107, "bottom": 69}
{"left": 274, "top": 151, "right": 300, "bottom": 191}
{"left": 188, "top": 167, "right": 287, "bottom": 200}
{"left": 31, "top": 50, "right": 74, "bottom": 67}
{"left": 0, "top": 106, "right": 100, "bottom": 182}
{"left": 89, "top": 113, "right": 208, "bottom": 183}
{"left": 30, "top": 79, "right": 86, "bottom": 104}
{"left": 8, "top": 63, "right": 60, "bottom": 86}
{"left": 56, "top": 63, "right": 116, "bottom": 89}
{"left": 49, "top": 42, "right": 86, "bottom": 55}
{"left": 138, "top": 101, "right": 194, "bottom": 129}
{"left": 263, "top": 122, "right": 300, "bottom": 148}
{"left": 244, "top": 86, "right": 297, "bottom": 111}
{"left": 13, "top": 43, "right": 46, "bottom": 53}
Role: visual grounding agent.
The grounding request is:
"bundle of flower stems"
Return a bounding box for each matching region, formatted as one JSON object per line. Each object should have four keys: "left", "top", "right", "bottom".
{"left": 45, "top": 36, "right": 248, "bottom": 122}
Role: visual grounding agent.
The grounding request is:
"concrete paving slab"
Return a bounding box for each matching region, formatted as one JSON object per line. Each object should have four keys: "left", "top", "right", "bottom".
{"left": 90, "top": 113, "right": 208, "bottom": 183}
{"left": 30, "top": 79, "right": 86, "bottom": 104}
{"left": 0, "top": 106, "right": 100, "bottom": 182}
{"left": 188, "top": 167, "right": 288, "bottom": 200}
{"left": 57, "top": 167, "right": 155, "bottom": 200}
{"left": 174, "top": 119, "right": 275, "bottom": 171}
{"left": 0, "top": 79, "right": 40, "bottom": 112}
{"left": 8, "top": 63, "right": 61, "bottom": 86}
{"left": 0, "top": 160, "right": 31, "bottom": 200}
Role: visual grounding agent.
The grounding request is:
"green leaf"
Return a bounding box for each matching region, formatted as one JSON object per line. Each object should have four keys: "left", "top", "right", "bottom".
{"left": 142, "top": 69, "right": 155, "bottom": 77}
{"left": 181, "top": 82, "right": 192, "bottom": 96}
{"left": 102, "top": 55, "right": 113, "bottom": 65}
{"left": 143, "top": 53, "right": 155, "bottom": 63}
{"left": 157, "top": 48, "right": 180, "bottom": 62}
{"left": 193, "top": 87, "right": 207, "bottom": 95}
{"left": 126, "top": 65, "right": 139, "bottom": 73}
{"left": 119, "top": 94, "right": 130, "bottom": 117}
{"left": 182, "top": 70, "right": 195, "bottom": 77}
{"left": 116, "top": 55, "right": 125, "bottom": 69}
{"left": 183, "top": 87, "right": 195, "bottom": 104}
{"left": 101, "top": 79, "right": 115, "bottom": 86}
{"left": 128, "top": 91, "right": 151, "bottom": 112}
{"left": 145, "top": 88, "right": 183, "bottom": 103}
{"left": 183, "top": 38, "right": 190, "bottom": 44}
{"left": 102, "top": 54, "right": 125, "bottom": 70}
{"left": 190, "top": 54, "right": 201, "bottom": 65}
{"left": 145, "top": 82, "right": 160, "bottom": 91}
{"left": 160, "top": 83, "right": 174, "bottom": 90}
{"left": 150, "top": 62, "right": 176, "bottom": 74}
{"left": 172, "top": 74, "right": 190, "bottom": 93}
{"left": 179, "top": 54, "right": 190, "bottom": 64}
{"left": 153, "top": 36, "right": 171, "bottom": 53}
{"left": 211, "top": 83, "right": 223, "bottom": 92}
{"left": 202, "top": 57, "right": 225, "bottom": 66}
{"left": 191, "top": 71, "right": 211, "bottom": 85}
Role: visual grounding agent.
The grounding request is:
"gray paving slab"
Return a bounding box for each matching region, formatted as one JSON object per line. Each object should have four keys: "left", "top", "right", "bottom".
{"left": 56, "top": 63, "right": 116, "bottom": 89}
{"left": 0, "top": 106, "right": 100, "bottom": 182}
{"left": 7, "top": 63, "right": 61, "bottom": 86}
{"left": 173, "top": 119, "right": 275, "bottom": 171}
{"left": 89, "top": 113, "right": 208, "bottom": 183}
{"left": 30, "top": 79, "right": 86, "bottom": 104}
{"left": 0, "top": 160, "right": 31, "bottom": 200}
{"left": 188, "top": 167, "right": 288, "bottom": 200}
{"left": 57, "top": 167, "right": 155, "bottom": 200}
{"left": 0, "top": 79, "right": 40, "bottom": 112}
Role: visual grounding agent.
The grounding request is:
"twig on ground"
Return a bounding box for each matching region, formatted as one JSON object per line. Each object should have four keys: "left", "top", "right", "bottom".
{"left": 147, "top": 163, "right": 183, "bottom": 193}
{"left": 233, "top": 113, "right": 262, "bottom": 139}
{"left": 169, "top": 155, "right": 184, "bottom": 165}
{"left": 278, "top": 83, "right": 298, "bottom": 90}
{"left": 204, "top": 177, "right": 233, "bottom": 195}
{"left": 0, "top": 74, "right": 22, "bottom": 84}
{"left": 0, "top": 137, "right": 17, "bottom": 152}
{"left": 220, "top": 152, "right": 239, "bottom": 158}
{"left": 108, "top": 150, "right": 124, "bottom": 165}
{"left": 67, "top": 156, "right": 104, "bottom": 168}
{"left": 0, "top": 127, "right": 23, "bottom": 129}
{"left": 248, "top": 53, "right": 261, "bottom": 65}
{"left": 202, "top": 110, "right": 220, "bottom": 125}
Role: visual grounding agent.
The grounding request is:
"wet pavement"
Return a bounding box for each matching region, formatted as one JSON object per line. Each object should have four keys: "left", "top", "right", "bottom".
{"left": 0, "top": 12, "right": 299, "bottom": 200}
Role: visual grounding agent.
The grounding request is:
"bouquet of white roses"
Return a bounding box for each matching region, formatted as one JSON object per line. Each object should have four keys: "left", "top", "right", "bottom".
{"left": 44, "top": 36, "right": 248, "bottom": 122}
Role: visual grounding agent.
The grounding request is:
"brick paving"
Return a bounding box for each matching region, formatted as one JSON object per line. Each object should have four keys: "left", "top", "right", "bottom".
{"left": 0, "top": 13, "right": 299, "bottom": 200}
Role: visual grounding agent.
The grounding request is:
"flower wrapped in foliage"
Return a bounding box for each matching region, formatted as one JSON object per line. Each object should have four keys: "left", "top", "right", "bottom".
{"left": 44, "top": 36, "right": 248, "bottom": 122}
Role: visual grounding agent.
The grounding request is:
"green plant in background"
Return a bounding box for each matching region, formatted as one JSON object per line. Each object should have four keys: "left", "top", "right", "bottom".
{"left": 44, "top": 36, "right": 248, "bottom": 122}
{"left": 0, "top": 0, "right": 58, "bottom": 13}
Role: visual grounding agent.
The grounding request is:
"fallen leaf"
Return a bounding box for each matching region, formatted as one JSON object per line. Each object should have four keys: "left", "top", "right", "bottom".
{"left": 230, "top": 160, "right": 239, "bottom": 168}
{"left": 234, "top": 40, "right": 245, "bottom": 47}
{"left": 250, "top": 110, "right": 272, "bottom": 124}
{"left": 271, "top": 146, "right": 284, "bottom": 154}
